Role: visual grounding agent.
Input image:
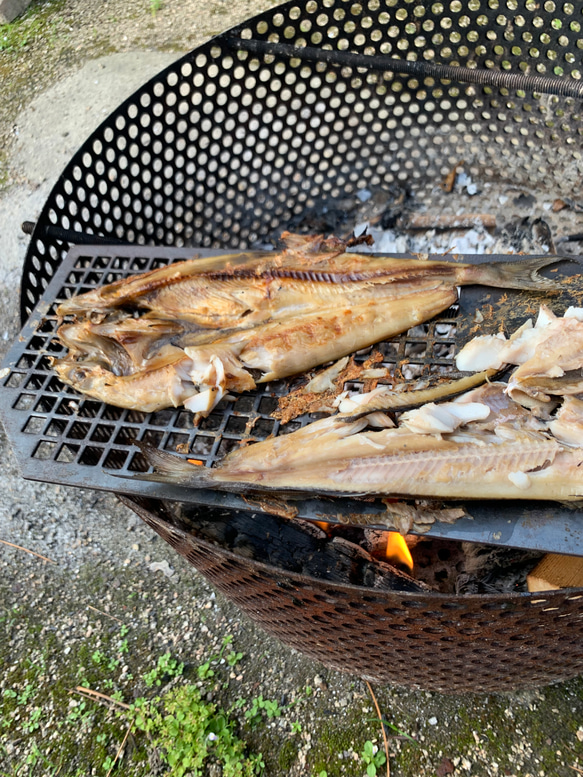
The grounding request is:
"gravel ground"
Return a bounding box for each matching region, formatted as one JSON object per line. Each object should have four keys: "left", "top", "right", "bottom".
{"left": 1, "top": 1, "right": 583, "bottom": 775}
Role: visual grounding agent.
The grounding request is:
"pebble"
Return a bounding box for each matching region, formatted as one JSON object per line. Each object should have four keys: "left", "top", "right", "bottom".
{"left": 149, "top": 560, "right": 174, "bottom": 577}
{"left": 313, "top": 674, "right": 327, "bottom": 690}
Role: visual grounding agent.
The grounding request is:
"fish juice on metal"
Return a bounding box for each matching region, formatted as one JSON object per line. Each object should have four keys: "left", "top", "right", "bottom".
{"left": 53, "top": 234, "right": 563, "bottom": 417}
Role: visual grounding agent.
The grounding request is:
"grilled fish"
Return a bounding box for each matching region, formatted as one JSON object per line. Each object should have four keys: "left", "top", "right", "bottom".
{"left": 456, "top": 305, "right": 583, "bottom": 413}
{"left": 131, "top": 381, "right": 583, "bottom": 502}
{"left": 54, "top": 235, "right": 565, "bottom": 416}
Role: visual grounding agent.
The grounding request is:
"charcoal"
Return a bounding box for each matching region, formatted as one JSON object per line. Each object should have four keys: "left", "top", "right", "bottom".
{"left": 120, "top": 496, "right": 547, "bottom": 596}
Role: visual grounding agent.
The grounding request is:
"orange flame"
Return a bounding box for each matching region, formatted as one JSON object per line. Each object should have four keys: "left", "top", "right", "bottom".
{"left": 314, "top": 520, "right": 331, "bottom": 533}
{"left": 385, "top": 532, "right": 414, "bottom": 573}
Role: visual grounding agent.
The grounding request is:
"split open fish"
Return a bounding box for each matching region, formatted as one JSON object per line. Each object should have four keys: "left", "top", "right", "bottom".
{"left": 54, "top": 234, "right": 564, "bottom": 416}
{"left": 130, "top": 381, "right": 583, "bottom": 502}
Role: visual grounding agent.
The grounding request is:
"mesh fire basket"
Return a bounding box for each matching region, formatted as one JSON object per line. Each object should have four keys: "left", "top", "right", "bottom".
{"left": 7, "top": 0, "right": 583, "bottom": 692}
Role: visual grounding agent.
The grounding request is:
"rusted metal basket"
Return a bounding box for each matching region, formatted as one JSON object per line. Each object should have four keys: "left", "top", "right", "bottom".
{"left": 9, "top": 0, "right": 583, "bottom": 691}
{"left": 123, "top": 495, "right": 583, "bottom": 693}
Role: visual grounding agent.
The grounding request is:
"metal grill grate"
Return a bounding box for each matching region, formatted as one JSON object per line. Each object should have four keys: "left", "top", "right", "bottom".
{"left": 3, "top": 244, "right": 583, "bottom": 555}
{"left": 4, "top": 243, "right": 462, "bottom": 488}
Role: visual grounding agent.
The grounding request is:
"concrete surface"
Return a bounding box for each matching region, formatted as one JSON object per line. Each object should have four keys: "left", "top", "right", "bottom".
{"left": 0, "top": 52, "right": 176, "bottom": 288}
{"left": 0, "top": 0, "right": 33, "bottom": 24}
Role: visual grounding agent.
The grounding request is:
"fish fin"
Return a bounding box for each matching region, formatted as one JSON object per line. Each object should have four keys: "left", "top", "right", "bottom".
{"left": 467, "top": 255, "right": 569, "bottom": 291}
{"left": 129, "top": 440, "right": 214, "bottom": 487}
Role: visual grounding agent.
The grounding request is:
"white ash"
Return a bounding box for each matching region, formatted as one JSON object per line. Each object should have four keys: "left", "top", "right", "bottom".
{"left": 350, "top": 178, "right": 583, "bottom": 257}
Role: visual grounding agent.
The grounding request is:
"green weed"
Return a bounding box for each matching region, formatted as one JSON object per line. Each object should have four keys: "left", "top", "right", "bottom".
{"left": 143, "top": 651, "right": 184, "bottom": 688}
{"left": 149, "top": 0, "right": 163, "bottom": 16}
{"left": 244, "top": 695, "right": 283, "bottom": 728}
{"left": 360, "top": 740, "right": 386, "bottom": 777}
{"left": 131, "top": 685, "right": 264, "bottom": 777}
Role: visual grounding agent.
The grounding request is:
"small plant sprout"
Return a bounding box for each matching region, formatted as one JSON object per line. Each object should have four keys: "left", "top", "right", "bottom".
{"left": 360, "top": 740, "right": 386, "bottom": 777}
{"left": 244, "top": 696, "right": 283, "bottom": 728}
{"left": 143, "top": 652, "right": 184, "bottom": 688}
{"left": 226, "top": 649, "right": 244, "bottom": 667}
{"left": 197, "top": 661, "right": 215, "bottom": 681}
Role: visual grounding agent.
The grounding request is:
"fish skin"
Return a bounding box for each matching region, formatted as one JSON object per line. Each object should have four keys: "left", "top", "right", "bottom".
{"left": 54, "top": 237, "right": 567, "bottom": 415}
{"left": 53, "top": 354, "right": 196, "bottom": 413}
{"left": 57, "top": 316, "right": 188, "bottom": 374}
{"left": 337, "top": 370, "right": 497, "bottom": 417}
{"left": 58, "top": 243, "right": 563, "bottom": 322}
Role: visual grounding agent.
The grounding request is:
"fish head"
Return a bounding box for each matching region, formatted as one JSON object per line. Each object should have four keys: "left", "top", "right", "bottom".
{"left": 53, "top": 359, "right": 112, "bottom": 393}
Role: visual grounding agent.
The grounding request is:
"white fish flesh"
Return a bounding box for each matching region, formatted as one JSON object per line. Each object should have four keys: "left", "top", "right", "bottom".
{"left": 456, "top": 305, "right": 583, "bottom": 413}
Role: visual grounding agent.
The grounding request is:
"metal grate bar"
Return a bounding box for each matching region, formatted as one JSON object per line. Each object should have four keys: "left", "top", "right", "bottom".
{"left": 226, "top": 37, "right": 583, "bottom": 99}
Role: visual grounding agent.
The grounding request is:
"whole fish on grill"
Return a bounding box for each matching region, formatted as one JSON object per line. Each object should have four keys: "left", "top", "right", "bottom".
{"left": 53, "top": 234, "right": 565, "bottom": 416}
{"left": 128, "top": 380, "right": 583, "bottom": 502}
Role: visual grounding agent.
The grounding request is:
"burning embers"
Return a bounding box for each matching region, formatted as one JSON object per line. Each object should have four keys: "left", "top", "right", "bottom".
{"left": 135, "top": 498, "right": 549, "bottom": 597}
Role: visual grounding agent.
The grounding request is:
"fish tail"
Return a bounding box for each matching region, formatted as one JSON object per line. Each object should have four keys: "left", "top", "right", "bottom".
{"left": 131, "top": 440, "right": 214, "bottom": 487}
{"left": 463, "top": 255, "right": 567, "bottom": 290}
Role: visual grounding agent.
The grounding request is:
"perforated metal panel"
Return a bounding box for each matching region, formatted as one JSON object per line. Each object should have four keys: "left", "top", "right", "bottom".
{"left": 21, "top": 0, "right": 583, "bottom": 322}
{"left": 125, "top": 495, "right": 583, "bottom": 693}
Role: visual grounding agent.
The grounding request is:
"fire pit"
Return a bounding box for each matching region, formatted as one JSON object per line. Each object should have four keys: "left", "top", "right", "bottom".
{"left": 4, "top": 0, "right": 583, "bottom": 692}
{"left": 120, "top": 495, "right": 583, "bottom": 693}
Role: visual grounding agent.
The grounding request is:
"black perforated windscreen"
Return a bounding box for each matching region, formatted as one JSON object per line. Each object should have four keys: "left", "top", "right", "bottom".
{"left": 20, "top": 0, "right": 583, "bottom": 322}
